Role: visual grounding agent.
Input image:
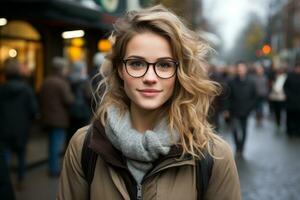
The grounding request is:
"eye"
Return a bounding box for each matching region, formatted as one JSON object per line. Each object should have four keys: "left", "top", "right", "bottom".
{"left": 127, "top": 59, "right": 146, "bottom": 68}
{"left": 157, "top": 60, "right": 174, "bottom": 69}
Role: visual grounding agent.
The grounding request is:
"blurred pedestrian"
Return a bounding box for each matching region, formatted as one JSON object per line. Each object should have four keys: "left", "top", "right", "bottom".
{"left": 39, "top": 57, "right": 74, "bottom": 177}
{"left": 58, "top": 5, "right": 241, "bottom": 200}
{"left": 222, "top": 65, "right": 236, "bottom": 127}
{"left": 208, "top": 64, "right": 227, "bottom": 131}
{"left": 225, "top": 61, "right": 257, "bottom": 157}
{"left": 265, "top": 62, "right": 277, "bottom": 118}
{"left": 253, "top": 64, "right": 268, "bottom": 126}
{"left": 284, "top": 62, "right": 300, "bottom": 137}
{"left": 0, "top": 58, "right": 38, "bottom": 189}
{"left": 269, "top": 67, "right": 287, "bottom": 132}
{"left": 67, "top": 61, "right": 92, "bottom": 145}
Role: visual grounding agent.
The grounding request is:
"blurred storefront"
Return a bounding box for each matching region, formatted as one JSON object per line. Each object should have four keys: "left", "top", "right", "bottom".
{"left": 0, "top": 0, "right": 128, "bottom": 90}
{"left": 268, "top": 0, "right": 300, "bottom": 68}
{"left": 0, "top": 20, "right": 43, "bottom": 87}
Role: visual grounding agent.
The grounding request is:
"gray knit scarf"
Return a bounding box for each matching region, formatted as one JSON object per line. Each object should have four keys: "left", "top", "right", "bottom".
{"left": 105, "top": 107, "right": 179, "bottom": 184}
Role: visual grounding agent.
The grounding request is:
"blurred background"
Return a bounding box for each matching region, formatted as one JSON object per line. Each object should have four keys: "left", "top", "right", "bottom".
{"left": 0, "top": 0, "right": 300, "bottom": 200}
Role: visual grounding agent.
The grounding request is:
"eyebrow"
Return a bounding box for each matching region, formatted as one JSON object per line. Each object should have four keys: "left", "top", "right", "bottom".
{"left": 126, "top": 55, "right": 175, "bottom": 60}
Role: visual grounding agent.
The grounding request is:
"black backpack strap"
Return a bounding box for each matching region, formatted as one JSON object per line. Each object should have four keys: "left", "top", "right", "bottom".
{"left": 81, "top": 126, "right": 98, "bottom": 186}
{"left": 196, "top": 150, "right": 214, "bottom": 200}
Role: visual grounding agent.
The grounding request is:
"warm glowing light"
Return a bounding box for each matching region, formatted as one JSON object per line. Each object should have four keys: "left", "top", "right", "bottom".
{"left": 262, "top": 44, "right": 271, "bottom": 55}
{"left": 62, "top": 30, "right": 85, "bottom": 39}
{"left": 68, "top": 46, "right": 82, "bottom": 61}
{"left": 98, "top": 39, "right": 111, "bottom": 52}
{"left": 71, "top": 38, "right": 85, "bottom": 47}
{"left": 0, "top": 18, "right": 7, "bottom": 26}
{"left": 9, "top": 49, "right": 17, "bottom": 57}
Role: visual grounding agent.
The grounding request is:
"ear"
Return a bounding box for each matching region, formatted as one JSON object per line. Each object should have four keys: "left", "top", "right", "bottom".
{"left": 118, "top": 65, "right": 124, "bottom": 80}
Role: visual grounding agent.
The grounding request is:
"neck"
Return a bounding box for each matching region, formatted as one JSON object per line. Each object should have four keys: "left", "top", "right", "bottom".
{"left": 130, "top": 104, "right": 161, "bottom": 133}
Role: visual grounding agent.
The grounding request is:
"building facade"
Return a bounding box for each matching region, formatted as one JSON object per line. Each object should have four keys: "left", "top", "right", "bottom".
{"left": 269, "top": 0, "right": 300, "bottom": 67}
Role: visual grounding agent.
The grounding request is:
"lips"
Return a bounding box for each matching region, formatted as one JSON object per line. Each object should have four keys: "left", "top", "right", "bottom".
{"left": 137, "top": 89, "right": 162, "bottom": 97}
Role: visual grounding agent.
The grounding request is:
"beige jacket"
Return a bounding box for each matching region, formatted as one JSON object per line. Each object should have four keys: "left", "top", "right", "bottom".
{"left": 57, "top": 124, "right": 241, "bottom": 200}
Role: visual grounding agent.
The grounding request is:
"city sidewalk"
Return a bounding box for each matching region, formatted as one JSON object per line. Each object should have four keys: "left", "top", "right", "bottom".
{"left": 11, "top": 126, "right": 59, "bottom": 200}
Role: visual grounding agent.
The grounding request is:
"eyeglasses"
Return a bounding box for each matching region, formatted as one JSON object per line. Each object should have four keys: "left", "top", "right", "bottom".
{"left": 122, "top": 58, "right": 178, "bottom": 79}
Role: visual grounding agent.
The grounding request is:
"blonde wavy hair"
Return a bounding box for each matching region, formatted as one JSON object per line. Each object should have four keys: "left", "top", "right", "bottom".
{"left": 94, "top": 5, "right": 221, "bottom": 158}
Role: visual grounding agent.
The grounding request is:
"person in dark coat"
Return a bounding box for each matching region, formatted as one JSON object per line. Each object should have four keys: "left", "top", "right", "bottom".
{"left": 225, "top": 61, "right": 257, "bottom": 157}
{"left": 253, "top": 65, "right": 268, "bottom": 126}
{"left": 283, "top": 62, "right": 300, "bottom": 137}
{"left": 39, "top": 57, "right": 74, "bottom": 177}
{"left": 208, "top": 65, "right": 227, "bottom": 131}
{"left": 67, "top": 61, "right": 92, "bottom": 145}
{"left": 0, "top": 58, "right": 38, "bottom": 192}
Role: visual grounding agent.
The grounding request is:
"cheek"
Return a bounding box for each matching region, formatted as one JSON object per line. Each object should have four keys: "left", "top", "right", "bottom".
{"left": 122, "top": 72, "right": 136, "bottom": 94}
{"left": 164, "top": 78, "right": 176, "bottom": 98}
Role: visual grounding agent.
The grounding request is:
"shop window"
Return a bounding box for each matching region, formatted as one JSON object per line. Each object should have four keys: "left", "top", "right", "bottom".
{"left": 0, "top": 20, "right": 43, "bottom": 90}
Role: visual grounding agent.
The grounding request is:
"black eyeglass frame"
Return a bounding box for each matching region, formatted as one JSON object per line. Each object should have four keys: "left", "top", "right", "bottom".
{"left": 122, "top": 58, "right": 179, "bottom": 79}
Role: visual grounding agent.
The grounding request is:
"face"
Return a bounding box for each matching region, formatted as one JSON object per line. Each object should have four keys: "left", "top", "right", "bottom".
{"left": 256, "top": 66, "right": 264, "bottom": 75}
{"left": 118, "top": 32, "right": 176, "bottom": 112}
{"left": 236, "top": 63, "right": 247, "bottom": 78}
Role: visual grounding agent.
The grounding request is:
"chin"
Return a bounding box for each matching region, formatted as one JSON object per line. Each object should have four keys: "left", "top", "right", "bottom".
{"left": 135, "top": 102, "right": 165, "bottom": 111}
{"left": 139, "top": 105, "right": 161, "bottom": 111}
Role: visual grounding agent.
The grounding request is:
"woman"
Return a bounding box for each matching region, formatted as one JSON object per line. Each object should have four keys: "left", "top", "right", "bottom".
{"left": 269, "top": 67, "right": 287, "bottom": 132}
{"left": 58, "top": 5, "right": 241, "bottom": 200}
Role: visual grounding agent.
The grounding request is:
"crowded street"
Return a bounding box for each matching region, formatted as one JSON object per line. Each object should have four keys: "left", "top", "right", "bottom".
{"left": 1, "top": 0, "right": 300, "bottom": 199}
{"left": 12, "top": 112, "right": 300, "bottom": 200}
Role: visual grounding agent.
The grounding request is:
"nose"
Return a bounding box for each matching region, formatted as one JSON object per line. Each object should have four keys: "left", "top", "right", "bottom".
{"left": 142, "top": 64, "right": 158, "bottom": 84}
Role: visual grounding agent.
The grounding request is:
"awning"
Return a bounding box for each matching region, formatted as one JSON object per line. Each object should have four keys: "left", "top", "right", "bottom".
{"left": 0, "top": 0, "right": 123, "bottom": 30}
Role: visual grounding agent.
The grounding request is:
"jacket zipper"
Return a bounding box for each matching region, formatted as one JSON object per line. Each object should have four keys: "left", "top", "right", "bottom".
{"left": 137, "top": 184, "right": 142, "bottom": 200}
{"left": 119, "top": 156, "right": 192, "bottom": 199}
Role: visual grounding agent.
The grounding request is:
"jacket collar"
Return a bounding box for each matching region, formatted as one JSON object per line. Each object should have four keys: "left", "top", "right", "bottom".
{"left": 88, "top": 120, "right": 186, "bottom": 169}
{"left": 89, "top": 120, "right": 126, "bottom": 169}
